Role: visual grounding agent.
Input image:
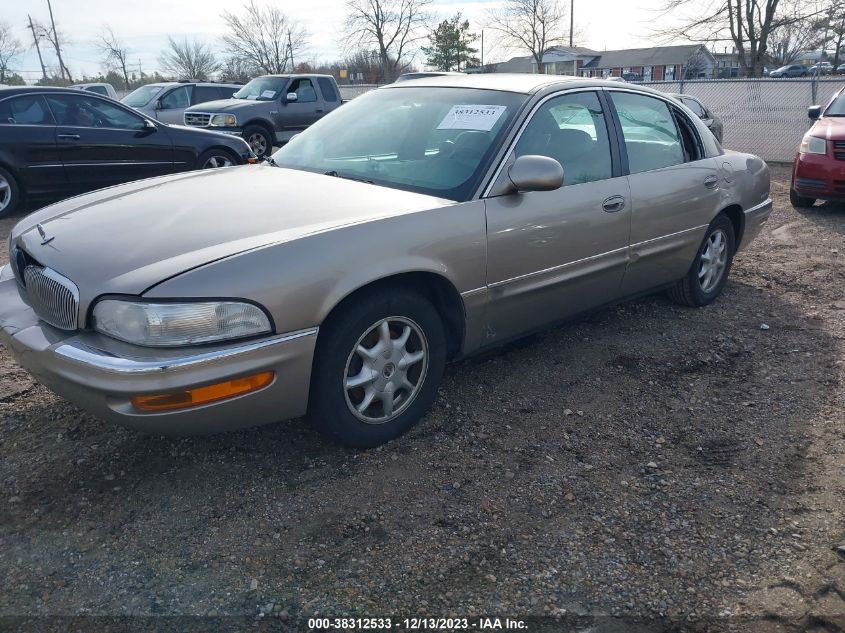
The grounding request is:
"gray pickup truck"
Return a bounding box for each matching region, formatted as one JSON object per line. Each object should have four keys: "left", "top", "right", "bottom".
{"left": 182, "top": 74, "right": 343, "bottom": 156}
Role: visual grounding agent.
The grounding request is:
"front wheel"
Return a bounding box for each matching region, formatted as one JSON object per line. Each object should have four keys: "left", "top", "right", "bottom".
{"left": 0, "top": 166, "right": 20, "bottom": 218}
{"left": 242, "top": 125, "right": 273, "bottom": 158}
{"left": 668, "top": 214, "right": 735, "bottom": 307}
{"left": 309, "top": 288, "right": 447, "bottom": 448}
{"left": 789, "top": 189, "right": 815, "bottom": 208}
{"left": 197, "top": 149, "right": 236, "bottom": 170}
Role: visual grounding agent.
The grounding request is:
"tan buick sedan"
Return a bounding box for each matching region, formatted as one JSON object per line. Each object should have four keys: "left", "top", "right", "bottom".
{"left": 0, "top": 75, "right": 772, "bottom": 447}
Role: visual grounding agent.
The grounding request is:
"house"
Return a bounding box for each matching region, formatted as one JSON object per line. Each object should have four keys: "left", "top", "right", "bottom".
{"left": 579, "top": 44, "right": 716, "bottom": 80}
{"left": 473, "top": 44, "right": 716, "bottom": 80}
{"left": 712, "top": 50, "right": 742, "bottom": 78}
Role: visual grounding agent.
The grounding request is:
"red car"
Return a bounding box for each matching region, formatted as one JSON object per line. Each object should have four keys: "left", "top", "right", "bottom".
{"left": 790, "top": 87, "right": 845, "bottom": 208}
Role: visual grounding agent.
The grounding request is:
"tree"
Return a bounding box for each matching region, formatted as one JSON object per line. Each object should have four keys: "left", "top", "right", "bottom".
{"left": 768, "top": 12, "right": 825, "bottom": 66}
{"left": 219, "top": 55, "right": 257, "bottom": 84}
{"left": 683, "top": 48, "right": 710, "bottom": 78}
{"left": 97, "top": 27, "right": 131, "bottom": 90}
{"left": 422, "top": 13, "right": 480, "bottom": 71}
{"left": 823, "top": 2, "right": 845, "bottom": 68}
{"left": 657, "top": 0, "right": 826, "bottom": 77}
{"left": 222, "top": 0, "right": 307, "bottom": 75}
{"left": 0, "top": 22, "right": 23, "bottom": 84}
{"left": 345, "top": 0, "right": 431, "bottom": 82}
{"left": 160, "top": 37, "right": 220, "bottom": 81}
{"left": 487, "top": 0, "right": 570, "bottom": 73}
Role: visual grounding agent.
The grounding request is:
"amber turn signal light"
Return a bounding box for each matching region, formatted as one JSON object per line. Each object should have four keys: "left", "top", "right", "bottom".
{"left": 132, "top": 371, "right": 274, "bottom": 412}
{"left": 247, "top": 157, "right": 258, "bottom": 164}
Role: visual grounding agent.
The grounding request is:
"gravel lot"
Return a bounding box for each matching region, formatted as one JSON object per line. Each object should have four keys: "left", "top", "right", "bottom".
{"left": 0, "top": 165, "right": 843, "bottom": 632}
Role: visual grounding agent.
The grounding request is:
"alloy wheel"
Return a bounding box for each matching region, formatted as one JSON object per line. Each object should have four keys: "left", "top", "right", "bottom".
{"left": 343, "top": 316, "right": 429, "bottom": 424}
{"left": 202, "top": 155, "right": 233, "bottom": 169}
{"left": 698, "top": 229, "right": 728, "bottom": 293}
{"left": 247, "top": 133, "right": 268, "bottom": 155}
{"left": 0, "top": 174, "right": 10, "bottom": 213}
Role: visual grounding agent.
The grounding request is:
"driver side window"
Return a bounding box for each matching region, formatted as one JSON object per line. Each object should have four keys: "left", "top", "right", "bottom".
{"left": 514, "top": 91, "right": 613, "bottom": 185}
{"left": 287, "top": 78, "right": 317, "bottom": 103}
{"left": 45, "top": 94, "right": 145, "bottom": 130}
{"left": 160, "top": 86, "right": 192, "bottom": 109}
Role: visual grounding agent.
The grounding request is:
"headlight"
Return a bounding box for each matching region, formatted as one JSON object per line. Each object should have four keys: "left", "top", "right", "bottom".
{"left": 799, "top": 134, "right": 827, "bottom": 155}
{"left": 210, "top": 114, "right": 237, "bottom": 127}
{"left": 92, "top": 299, "right": 272, "bottom": 346}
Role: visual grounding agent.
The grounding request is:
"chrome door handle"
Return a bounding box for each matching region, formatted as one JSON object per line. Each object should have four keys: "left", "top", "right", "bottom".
{"left": 704, "top": 175, "right": 719, "bottom": 188}
{"left": 57, "top": 133, "right": 81, "bottom": 140}
{"left": 602, "top": 195, "right": 626, "bottom": 213}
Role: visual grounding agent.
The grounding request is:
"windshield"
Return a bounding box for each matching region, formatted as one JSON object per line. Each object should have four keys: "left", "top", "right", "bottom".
{"left": 233, "top": 77, "right": 288, "bottom": 100}
{"left": 826, "top": 91, "right": 845, "bottom": 116}
{"left": 271, "top": 87, "right": 525, "bottom": 201}
{"left": 122, "top": 85, "right": 166, "bottom": 107}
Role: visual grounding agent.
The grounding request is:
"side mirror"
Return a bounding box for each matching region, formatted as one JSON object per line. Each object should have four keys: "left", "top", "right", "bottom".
{"left": 507, "top": 155, "right": 564, "bottom": 193}
{"left": 143, "top": 119, "right": 156, "bottom": 131}
{"left": 285, "top": 92, "right": 298, "bottom": 103}
{"left": 808, "top": 105, "right": 822, "bottom": 120}
{"left": 154, "top": 99, "right": 164, "bottom": 110}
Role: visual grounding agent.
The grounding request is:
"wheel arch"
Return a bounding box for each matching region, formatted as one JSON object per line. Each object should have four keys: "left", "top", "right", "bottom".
{"left": 242, "top": 118, "right": 275, "bottom": 137}
{"left": 719, "top": 204, "right": 744, "bottom": 246}
{"left": 320, "top": 271, "right": 466, "bottom": 361}
{"left": 198, "top": 145, "right": 242, "bottom": 166}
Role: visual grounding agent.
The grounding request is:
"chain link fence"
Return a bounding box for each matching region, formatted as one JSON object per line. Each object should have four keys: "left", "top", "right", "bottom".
{"left": 642, "top": 78, "right": 844, "bottom": 162}
{"left": 339, "top": 84, "right": 382, "bottom": 100}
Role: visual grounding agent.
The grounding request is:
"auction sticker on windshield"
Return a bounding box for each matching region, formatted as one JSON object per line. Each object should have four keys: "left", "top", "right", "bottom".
{"left": 261, "top": 90, "right": 276, "bottom": 99}
{"left": 437, "top": 105, "right": 507, "bottom": 131}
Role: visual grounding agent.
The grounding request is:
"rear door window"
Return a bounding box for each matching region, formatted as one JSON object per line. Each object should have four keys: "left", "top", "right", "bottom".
{"left": 609, "top": 92, "right": 685, "bottom": 174}
{"left": 3, "top": 95, "right": 55, "bottom": 125}
{"left": 317, "top": 78, "right": 339, "bottom": 102}
{"left": 192, "top": 86, "right": 220, "bottom": 105}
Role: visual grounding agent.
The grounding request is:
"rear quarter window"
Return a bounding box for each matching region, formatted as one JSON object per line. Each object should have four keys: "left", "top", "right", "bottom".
{"left": 317, "top": 78, "right": 339, "bottom": 102}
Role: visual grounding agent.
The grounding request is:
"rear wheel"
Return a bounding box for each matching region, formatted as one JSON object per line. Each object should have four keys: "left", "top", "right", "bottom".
{"left": 0, "top": 167, "right": 20, "bottom": 218}
{"left": 668, "top": 214, "right": 735, "bottom": 307}
{"left": 789, "top": 189, "right": 816, "bottom": 208}
{"left": 243, "top": 125, "right": 273, "bottom": 158}
{"left": 309, "top": 288, "right": 447, "bottom": 448}
{"left": 197, "top": 149, "right": 236, "bottom": 170}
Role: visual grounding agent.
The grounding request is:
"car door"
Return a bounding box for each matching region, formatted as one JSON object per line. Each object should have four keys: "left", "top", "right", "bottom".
{"left": 483, "top": 90, "right": 632, "bottom": 343}
{"left": 0, "top": 94, "right": 67, "bottom": 198}
{"left": 280, "top": 78, "right": 323, "bottom": 133}
{"left": 45, "top": 93, "right": 174, "bottom": 192}
{"left": 154, "top": 85, "right": 192, "bottom": 124}
{"left": 605, "top": 90, "right": 722, "bottom": 295}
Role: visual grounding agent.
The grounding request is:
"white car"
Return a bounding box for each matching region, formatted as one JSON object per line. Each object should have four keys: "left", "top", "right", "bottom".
{"left": 71, "top": 83, "right": 119, "bottom": 100}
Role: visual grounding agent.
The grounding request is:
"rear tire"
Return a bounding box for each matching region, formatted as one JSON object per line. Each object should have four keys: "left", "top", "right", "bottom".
{"left": 242, "top": 125, "right": 273, "bottom": 158}
{"left": 668, "top": 214, "right": 735, "bottom": 307}
{"left": 789, "top": 189, "right": 815, "bottom": 208}
{"left": 0, "top": 166, "right": 20, "bottom": 218}
{"left": 309, "top": 288, "right": 447, "bottom": 449}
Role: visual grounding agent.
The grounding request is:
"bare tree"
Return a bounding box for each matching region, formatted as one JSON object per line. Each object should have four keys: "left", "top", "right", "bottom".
{"left": 160, "top": 37, "right": 220, "bottom": 81}
{"left": 97, "top": 27, "right": 131, "bottom": 90}
{"left": 344, "top": 0, "right": 432, "bottom": 82}
{"left": 222, "top": 0, "right": 307, "bottom": 74}
{"left": 768, "top": 12, "right": 825, "bottom": 65}
{"left": 656, "top": 0, "right": 827, "bottom": 77}
{"left": 219, "top": 55, "right": 257, "bottom": 84}
{"left": 0, "top": 22, "right": 23, "bottom": 83}
{"left": 487, "top": 0, "right": 569, "bottom": 73}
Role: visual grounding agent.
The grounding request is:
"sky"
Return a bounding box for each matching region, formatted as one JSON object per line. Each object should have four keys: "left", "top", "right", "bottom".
{"left": 7, "top": 0, "right": 676, "bottom": 83}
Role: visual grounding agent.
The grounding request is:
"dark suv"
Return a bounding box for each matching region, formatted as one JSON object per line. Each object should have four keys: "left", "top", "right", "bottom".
{"left": 0, "top": 87, "right": 255, "bottom": 217}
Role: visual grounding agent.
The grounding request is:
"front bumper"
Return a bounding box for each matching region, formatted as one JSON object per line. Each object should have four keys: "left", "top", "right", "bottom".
{"left": 0, "top": 272, "right": 317, "bottom": 435}
{"left": 792, "top": 152, "right": 845, "bottom": 201}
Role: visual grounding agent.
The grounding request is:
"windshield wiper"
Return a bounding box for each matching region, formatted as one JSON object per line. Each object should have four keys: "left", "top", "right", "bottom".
{"left": 324, "top": 170, "right": 373, "bottom": 184}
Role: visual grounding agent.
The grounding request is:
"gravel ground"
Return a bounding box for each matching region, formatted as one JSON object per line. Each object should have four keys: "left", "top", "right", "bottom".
{"left": 0, "top": 165, "right": 843, "bottom": 632}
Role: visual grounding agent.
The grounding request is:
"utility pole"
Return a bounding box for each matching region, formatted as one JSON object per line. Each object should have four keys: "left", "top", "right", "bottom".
{"left": 45, "top": 0, "right": 71, "bottom": 81}
{"left": 481, "top": 30, "right": 484, "bottom": 67}
{"left": 288, "top": 31, "right": 294, "bottom": 71}
{"left": 27, "top": 14, "right": 48, "bottom": 81}
{"left": 569, "top": 0, "right": 574, "bottom": 47}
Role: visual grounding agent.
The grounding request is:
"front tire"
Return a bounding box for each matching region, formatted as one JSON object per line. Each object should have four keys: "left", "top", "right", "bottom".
{"left": 668, "top": 214, "right": 735, "bottom": 307}
{"left": 243, "top": 125, "right": 273, "bottom": 158}
{"left": 309, "top": 288, "right": 447, "bottom": 449}
{"left": 789, "top": 189, "right": 815, "bottom": 208}
{"left": 0, "top": 166, "right": 20, "bottom": 218}
{"left": 197, "top": 149, "right": 236, "bottom": 170}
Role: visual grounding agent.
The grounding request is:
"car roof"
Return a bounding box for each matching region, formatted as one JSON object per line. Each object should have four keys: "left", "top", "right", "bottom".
{"left": 382, "top": 73, "right": 673, "bottom": 96}
{"left": 0, "top": 86, "right": 102, "bottom": 97}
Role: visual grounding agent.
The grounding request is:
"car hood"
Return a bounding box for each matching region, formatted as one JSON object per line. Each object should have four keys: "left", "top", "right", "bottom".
{"left": 811, "top": 116, "right": 845, "bottom": 140}
{"left": 12, "top": 166, "right": 451, "bottom": 298}
{"left": 185, "top": 98, "right": 264, "bottom": 114}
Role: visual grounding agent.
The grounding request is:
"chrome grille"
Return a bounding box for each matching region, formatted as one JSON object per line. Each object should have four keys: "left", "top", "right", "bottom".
{"left": 184, "top": 112, "right": 211, "bottom": 127}
{"left": 834, "top": 140, "right": 845, "bottom": 161}
{"left": 22, "top": 266, "right": 79, "bottom": 330}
